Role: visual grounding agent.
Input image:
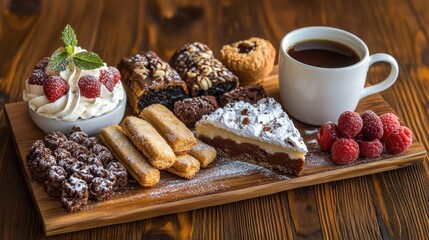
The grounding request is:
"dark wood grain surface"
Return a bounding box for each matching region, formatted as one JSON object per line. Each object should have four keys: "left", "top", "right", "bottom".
{"left": 0, "top": 0, "right": 428, "bottom": 239}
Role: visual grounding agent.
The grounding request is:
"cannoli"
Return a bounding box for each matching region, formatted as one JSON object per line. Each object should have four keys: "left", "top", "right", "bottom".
{"left": 117, "top": 51, "right": 188, "bottom": 115}
{"left": 189, "top": 139, "right": 217, "bottom": 168}
{"left": 121, "top": 116, "right": 176, "bottom": 169}
{"left": 139, "top": 104, "right": 196, "bottom": 154}
{"left": 167, "top": 155, "right": 200, "bottom": 179}
{"left": 99, "top": 125, "right": 160, "bottom": 187}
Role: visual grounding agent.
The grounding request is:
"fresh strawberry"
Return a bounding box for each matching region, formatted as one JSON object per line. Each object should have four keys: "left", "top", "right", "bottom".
{"left": 99, "top": 69, "right": 115, "bottom": 92}
{"left": 78, "top": 75, "right": 101, "bottom": 98}
{"left": 43, "top": 76, "right": 69, "bottom": 102}
{"left": 108, "top": 66, "right": 121, "bottom": 84}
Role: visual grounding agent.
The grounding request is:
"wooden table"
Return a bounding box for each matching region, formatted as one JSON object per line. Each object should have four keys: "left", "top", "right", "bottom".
{"left": 1, "top": 0, "right": 428, "bottom": 239}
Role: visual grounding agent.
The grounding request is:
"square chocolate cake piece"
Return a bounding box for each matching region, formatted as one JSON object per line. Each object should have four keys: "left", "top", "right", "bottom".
{"left": 169, "top": 42, "right": 239, "bottom": 98}
{"left": 118, "top": 51, "right": 188, "bottom": 115}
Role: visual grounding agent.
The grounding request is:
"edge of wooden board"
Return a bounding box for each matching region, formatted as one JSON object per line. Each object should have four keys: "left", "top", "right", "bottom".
{"left": 5, "top": 67, "right": 427, "bottom": 235}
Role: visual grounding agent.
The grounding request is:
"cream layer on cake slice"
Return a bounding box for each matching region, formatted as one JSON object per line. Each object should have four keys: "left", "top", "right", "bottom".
{"left": 195, "top": 98, "right": 307, "bottom": 176}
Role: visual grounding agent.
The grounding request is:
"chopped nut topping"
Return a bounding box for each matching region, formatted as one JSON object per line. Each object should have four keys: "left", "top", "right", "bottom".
{"left": 187, "top": 71, "right": 197, "bottom": 78}
{"left": 153, "top": 70, "right": 165, "bottom": 78}
{"left": 242, "top": 117, "right": 250, "bottom": 125}
{"left": 241, "top": 109, "right": 249, "bottom": 115}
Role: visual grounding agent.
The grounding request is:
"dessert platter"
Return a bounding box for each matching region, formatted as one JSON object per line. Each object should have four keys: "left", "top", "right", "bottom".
{"left": 5, "top": 26, "right": 427, "bottom": 235}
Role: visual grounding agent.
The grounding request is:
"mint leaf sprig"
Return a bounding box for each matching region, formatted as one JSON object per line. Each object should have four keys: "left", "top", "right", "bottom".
{"left": 48, "top": 25, "right": 104, "bottom": 72}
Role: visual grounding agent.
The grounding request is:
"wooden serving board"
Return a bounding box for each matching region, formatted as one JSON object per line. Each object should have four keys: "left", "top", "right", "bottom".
{"left": 5, "top": 67, "right": 427, "bottom": 236}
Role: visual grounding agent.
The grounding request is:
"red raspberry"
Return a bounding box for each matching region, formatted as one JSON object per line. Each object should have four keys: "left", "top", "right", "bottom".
{"left": 78, "top": 75, "right": 101, "bottom": 98}
{"left": 34, "top": 57, "right": 50, "bottom": 71}
{"left": 317, "top": 122, "right": 340, "bottom": 151}
{"left": 385, "top": 126, "right": 413, "bottom": 154}
{"left": 108, "top": 66, "right": 121, "bottom": 84}
{"left": 331, "top": 138, "right": 359, "bottom": 165}
{"left": 43, "top": 76, "right": 69, "bottom": 102}
{"left": 357, "top": 139, "right": 383, "bottom": 158}
{"left": 379, "top": 113, "right": 400, "bottom": 141}
{"left": 28, "top": 69, "right": 48, "bottom": 85}
{"left": 337, "top": 111, "right": 363, "bottom": 138}
{"left": 360, "top": 110, "right": 383, "bottom": 140}
{"left": 99, "top": 69, "right": 115, "bottom": 92}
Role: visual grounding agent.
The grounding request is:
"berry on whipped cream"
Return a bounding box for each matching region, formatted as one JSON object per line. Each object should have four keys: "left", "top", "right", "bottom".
{"left": 23, "top": 25, "right": 124, "bottom": 121}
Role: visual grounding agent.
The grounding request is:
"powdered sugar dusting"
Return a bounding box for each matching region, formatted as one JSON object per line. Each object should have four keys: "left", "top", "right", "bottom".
{"left": 116, "top": 157, "right": 290, "bottom": 203}
{"left": 305, "top": 150, "right": 331, "bottom": 167}
{"left": 306, "top": 139, "right": 318, "bottom": 146}
{"left": 304, "top": 128, "right": 319, "bottom": 135}
{"left": 199, "top": 98, "right": 307, "bottom": 152}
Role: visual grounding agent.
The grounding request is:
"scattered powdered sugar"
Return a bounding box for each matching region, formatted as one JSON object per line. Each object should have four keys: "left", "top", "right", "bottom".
{"left": 304, "top": 128, "right": 319, "bottom": 135}
{"left": 306, "top": 139, "right": 318, "bottom": 146}
{"left": 118, "top": 157, "right": 290, "bottom": 203}
{"left": 305, "top": 150, "right": 331, "bottom": 167}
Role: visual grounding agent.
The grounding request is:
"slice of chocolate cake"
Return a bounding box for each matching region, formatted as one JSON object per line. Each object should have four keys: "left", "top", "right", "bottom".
{"left": 118, "top": 51, "right": 188, "bottom": 115}
{"left": 195, "top": 98, "right": 307, "bottom": 176}
{"left": 169, "top": 42, "right": 239, "bottom": 98}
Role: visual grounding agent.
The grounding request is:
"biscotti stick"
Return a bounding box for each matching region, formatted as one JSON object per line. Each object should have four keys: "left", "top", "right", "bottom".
{"left": 139, "top": 104, "right": 197, "bottom": 154}
{"left": 167, "top": 155, "right": 200, "bottom": 180}
{"left": 121, "top": 116, "right": 176, "bottom": 170}
{"left": 189, "top": 139, "right": 217, "bottom": 168}
{"left": 99, "top": 125, "right": 160, "bottom": 187}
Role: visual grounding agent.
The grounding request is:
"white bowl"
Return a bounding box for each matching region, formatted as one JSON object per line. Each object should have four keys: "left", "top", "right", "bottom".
{"left": 29, "top": 93, "right": 127, "bottom": 136}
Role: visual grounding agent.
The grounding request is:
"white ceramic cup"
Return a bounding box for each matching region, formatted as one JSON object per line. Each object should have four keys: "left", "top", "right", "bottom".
{"left": 279, "top": 26, "right": 398, "bottom": 126}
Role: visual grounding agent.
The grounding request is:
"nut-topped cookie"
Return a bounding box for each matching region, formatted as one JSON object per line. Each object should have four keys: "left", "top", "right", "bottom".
{"left": 220, "top": 37, "right": 275, "bottom": 85}
{"left": 169, "top": 42, "right": 239, "bottom": 98}
{"left": 118, "top": 51, "right": 188, "bottom": 115}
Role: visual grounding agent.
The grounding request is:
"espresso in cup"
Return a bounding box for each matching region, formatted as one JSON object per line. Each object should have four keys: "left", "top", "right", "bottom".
{"left": 278, "top": 26, "right": 398, "bottom": 126}
{"left": 287, "top": 39, "right": 360, "bottom": 68}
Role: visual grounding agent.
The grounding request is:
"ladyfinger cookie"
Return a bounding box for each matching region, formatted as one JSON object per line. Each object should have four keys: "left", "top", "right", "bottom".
{"left": 99, "top": 125, "right": 160, "bottom": 187}
{"left": 167, "top": 155, "right": 200, "bottom": 179}
{"left": 139, "top": 104, "right": 196, "bottom": 154}
{"left": 189, "top": 139, "right": 217, "bottom": 168}
{"left": 121, "top": 116, "right": 176, "bottom": 170}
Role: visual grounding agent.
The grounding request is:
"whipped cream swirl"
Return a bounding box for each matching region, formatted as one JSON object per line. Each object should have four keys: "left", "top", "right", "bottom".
{"left": 23, "top": 47, "right": 124, "bottom": 121}
{"left": 200, "top": 98, "right": 308, "bottom": 153}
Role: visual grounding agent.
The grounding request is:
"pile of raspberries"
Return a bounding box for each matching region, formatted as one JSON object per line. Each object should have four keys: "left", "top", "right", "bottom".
{"left": 317, "top": 110, "right": 413, "bottom": 165}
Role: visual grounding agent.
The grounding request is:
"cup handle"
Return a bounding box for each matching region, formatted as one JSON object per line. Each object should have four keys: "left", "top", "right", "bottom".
{"left": 360, "top": 53, "right": 399, "bottom": 99}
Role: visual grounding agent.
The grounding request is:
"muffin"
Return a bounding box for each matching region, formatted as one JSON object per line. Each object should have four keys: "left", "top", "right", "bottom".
{"left": 220, "top": 37, "right": 276, "bottom": 85}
